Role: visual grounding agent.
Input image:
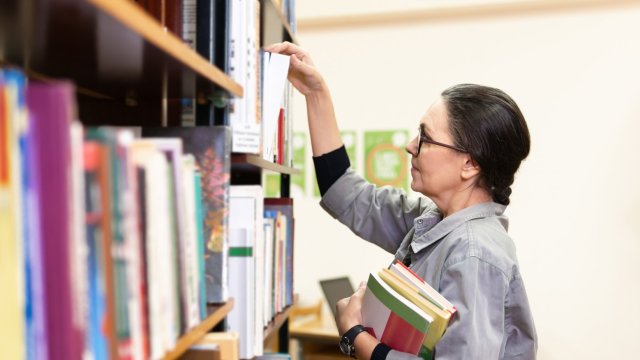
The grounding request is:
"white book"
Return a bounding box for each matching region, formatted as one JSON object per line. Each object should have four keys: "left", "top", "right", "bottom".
{"left": 261, "top": 52, "right": 290, "bottom": 162}
{"left": 263, "top": 217, "right": 275, "bottom": 324}
{"left": 181, "top": 154, "right": 202, "bottom": 327}
{"left": 116, "top": 129, "right": 145, "bottom": 360}
{"left": 228, "top": 185, "right": 264, "bottom": 359}
{"left": 69, "top": 121, "right": 89, "bottom": 355}
{"left": 229, "top": 0, "right": 261, "bottom": 153}
{"left": 131, "top": 143, "right": 177, "bottom": 357}
{"left": 142, "top": 138, "right": 199, "bottom": 332}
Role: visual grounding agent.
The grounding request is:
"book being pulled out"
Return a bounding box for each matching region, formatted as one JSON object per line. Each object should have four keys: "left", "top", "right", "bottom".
{"left": 361, "top": 260, "right": 457, "bottom": 360}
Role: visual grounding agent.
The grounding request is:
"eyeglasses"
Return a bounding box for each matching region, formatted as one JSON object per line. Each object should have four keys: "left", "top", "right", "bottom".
{"left": 417, "top": 126, "right": 467, "bottom": 155}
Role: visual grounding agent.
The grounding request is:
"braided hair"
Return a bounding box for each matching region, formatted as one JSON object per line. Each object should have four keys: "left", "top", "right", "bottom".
{"left": 441, "top": 84, "right": 530, "bottom": 206}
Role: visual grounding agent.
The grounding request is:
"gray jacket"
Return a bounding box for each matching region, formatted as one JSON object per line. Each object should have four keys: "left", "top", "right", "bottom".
{"left": 321, "top": 169, "right": 537, "bottom": 360}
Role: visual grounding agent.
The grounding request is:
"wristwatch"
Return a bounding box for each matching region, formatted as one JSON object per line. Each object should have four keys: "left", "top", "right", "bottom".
{"left": 339, "top": 325, "right": 367, "bottom": 358}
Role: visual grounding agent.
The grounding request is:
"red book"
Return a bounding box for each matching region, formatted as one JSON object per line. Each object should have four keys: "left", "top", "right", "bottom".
{"left": 361, "top": 272, "right": 433, "bottom": 359}
{"left": 277, "top": 108, "right": 284, "bottom": 165}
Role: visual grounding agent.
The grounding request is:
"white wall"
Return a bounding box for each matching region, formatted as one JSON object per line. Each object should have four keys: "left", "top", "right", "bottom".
{"left": 289, "top": 2, "right": 640, "bottom": 359}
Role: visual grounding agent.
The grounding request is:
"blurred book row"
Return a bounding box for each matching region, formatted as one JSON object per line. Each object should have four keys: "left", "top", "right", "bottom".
{"left": 0, "top": 68, "right": 294, "bottom": 360}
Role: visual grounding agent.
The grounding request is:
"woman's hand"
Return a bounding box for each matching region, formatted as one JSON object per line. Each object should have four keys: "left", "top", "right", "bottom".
{"left": 264, "top": 42, "right": 326, "bottom": 97}
{"left": 335, "top": 281, "right": 367, "bottom": 335}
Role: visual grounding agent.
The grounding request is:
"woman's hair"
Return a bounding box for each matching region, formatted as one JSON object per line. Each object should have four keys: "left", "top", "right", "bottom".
{"left": 441, "top": 84, "right": 530, "bottom": 206}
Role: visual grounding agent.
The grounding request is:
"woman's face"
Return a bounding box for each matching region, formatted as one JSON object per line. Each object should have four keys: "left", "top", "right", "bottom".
{"left": 405, "top": 98, "right": 467, "bottom": 201}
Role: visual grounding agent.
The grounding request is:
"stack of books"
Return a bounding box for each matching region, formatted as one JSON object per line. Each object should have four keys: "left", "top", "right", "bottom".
{"left": 361, "top": 260, "right": 457, "bottom": 360}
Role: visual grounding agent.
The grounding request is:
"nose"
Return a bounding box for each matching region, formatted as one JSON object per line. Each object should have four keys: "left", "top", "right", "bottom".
{"left": 406, "top": 135, "right": 418, "bottom": 157}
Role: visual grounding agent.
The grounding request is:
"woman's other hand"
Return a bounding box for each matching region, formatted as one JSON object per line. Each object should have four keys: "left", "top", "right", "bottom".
{"left": 335, "top": 281, "right": 367, "bottom": 335}
{"left": 264, "top": 42, "right": 326, "bottom": 97}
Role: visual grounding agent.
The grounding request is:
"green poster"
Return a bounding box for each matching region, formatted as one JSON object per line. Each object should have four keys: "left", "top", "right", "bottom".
{"left": 364, "top": 130, "right": 409, "bottom": 191}
{"left": 291, "top": 132, "right": 306, "bottom": 197}
{"left": 264, "top": 132, "right": 307, "bottom": 197}
{"left": 264, "top": 173, "right": 280, "bottom": 197}
{"left": 313, "top": 130, "right": 357, "bottom": 198}
{"left": 342, "top": 130, "right": 357, "bottom": 168}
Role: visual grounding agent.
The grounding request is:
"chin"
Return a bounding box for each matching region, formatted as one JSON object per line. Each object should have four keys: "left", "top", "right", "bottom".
{"left": 409, "top": 181, "right": 421, "bottom": 193}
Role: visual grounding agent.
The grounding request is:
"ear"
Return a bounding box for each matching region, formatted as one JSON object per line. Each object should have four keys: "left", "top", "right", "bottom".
{"left": 461, "top": 155, "right": 481, "bottom": 180}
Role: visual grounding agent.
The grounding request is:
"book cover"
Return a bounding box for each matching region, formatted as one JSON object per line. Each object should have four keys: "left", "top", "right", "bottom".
{"left": 182, "top": 154, "right": 204, "bottom": 325}
{"left": 85, "top": 128, "right": 134, "bottom": 360}
{"left": 83, "top": 141, "right": 113, "bottom": 360}
{"left": 142, "top": 126, "right": 231, "bottom": 304}
{"left": 378, "top": 268, "right": 451, "bottom": 351}
{"left": 362, "top": 272, "right": 434, "bottom": 360}
{"left": 261, "top": 52, "right": 290, "bottom": 161}
{"left": 193, "top": 169, "right": 207, "bottom": 320}
{"left": 27, "top": 81, "right": 85, "bottom": 360}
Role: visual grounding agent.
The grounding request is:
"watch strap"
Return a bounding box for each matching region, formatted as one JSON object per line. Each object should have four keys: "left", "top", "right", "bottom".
{"left": 341, "top": 325, "right": 367, "bottom": 357}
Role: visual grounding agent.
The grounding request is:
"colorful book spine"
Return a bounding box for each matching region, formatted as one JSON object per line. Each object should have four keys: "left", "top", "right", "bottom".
{"left": 28, "top": 81, "right": 84, "bottom": 360}
{"left": 83, "top": 141, "right": 111, "bottom": 360}
{"left": 0, "top": 68, "right": 27, "bottom": 360}
{"left": 141, "top": 126, "right": 231, "bottom": 304}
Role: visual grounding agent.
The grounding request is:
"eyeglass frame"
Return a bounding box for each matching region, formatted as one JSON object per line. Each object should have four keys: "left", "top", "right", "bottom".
{"left": 416, "top": 125, "right": 467, "bottom": 155}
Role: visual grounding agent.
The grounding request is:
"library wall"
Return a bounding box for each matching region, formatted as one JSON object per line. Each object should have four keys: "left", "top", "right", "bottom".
{"left": 290, "top": 2, "right": 640, "bottom": 359}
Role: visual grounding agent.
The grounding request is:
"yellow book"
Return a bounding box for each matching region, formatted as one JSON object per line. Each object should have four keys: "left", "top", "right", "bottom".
{"left": 0, "top": 74, "right": 25, "bottom": 359}
{"left": 378, "top": 268, "right": 451, "bottom": 350}
{"left": 389, "top": 260, "right": 456, "bottom": 315}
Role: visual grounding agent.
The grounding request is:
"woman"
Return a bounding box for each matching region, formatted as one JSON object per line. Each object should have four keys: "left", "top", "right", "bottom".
{"left": 266, "top": 42, "right": 537, "bottom": 360}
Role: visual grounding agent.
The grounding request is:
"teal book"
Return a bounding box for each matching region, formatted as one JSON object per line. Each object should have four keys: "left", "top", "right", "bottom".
{"left": 194, "top": 170, "right": 207, "bottom": 320}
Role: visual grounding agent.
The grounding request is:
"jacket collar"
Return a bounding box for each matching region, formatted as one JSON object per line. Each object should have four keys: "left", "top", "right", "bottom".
{"left": 411, "top": 202, "right": 507, "bottom": 253}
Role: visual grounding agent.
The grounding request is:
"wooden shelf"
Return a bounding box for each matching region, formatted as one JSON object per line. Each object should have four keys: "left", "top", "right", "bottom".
{"left": 0, "top": 0, "right": 242, "bottom": 125}
{"left": 162, "top": 299, "right": 235, "bottom": 360}
{"left": 232, "top": 154, "right": 301, "bottom": 175}
{"left": 263, "top": 305, "right": 293, "bottom": 346}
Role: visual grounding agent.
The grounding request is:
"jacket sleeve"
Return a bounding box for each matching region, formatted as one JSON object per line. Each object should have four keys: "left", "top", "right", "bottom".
{"left": 319, "top": 169, "right": 434, "bottom": 254}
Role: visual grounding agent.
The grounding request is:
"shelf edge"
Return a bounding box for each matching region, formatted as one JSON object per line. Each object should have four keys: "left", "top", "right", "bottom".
{"left": 88, "top": 0, "right": 243, "bottom": 97}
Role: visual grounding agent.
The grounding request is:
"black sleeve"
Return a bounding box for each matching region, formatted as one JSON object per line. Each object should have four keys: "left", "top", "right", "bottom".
{"left": 312, "top": 145, "right": 351, "bottom": 196}
{"left": 371, "top": 343, "right": 393, "bottom": 360}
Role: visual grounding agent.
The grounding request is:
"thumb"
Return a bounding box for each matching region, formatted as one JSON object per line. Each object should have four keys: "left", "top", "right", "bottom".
{"left": 353, "top": 281, "right": 367, "bottom": 296}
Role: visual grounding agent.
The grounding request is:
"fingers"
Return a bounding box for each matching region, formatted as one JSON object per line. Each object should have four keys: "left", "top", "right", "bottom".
{"left": 264, "top": 41, "right": 302, "bottom": 56}
{"left": 264, "top": 41, "right": 307, "bottom": 60}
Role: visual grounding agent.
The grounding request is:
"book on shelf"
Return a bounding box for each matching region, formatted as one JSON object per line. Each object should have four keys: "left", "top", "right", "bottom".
{"left": 195, "top": 0, "right": 231, "bottom": 126}
{"left": 228, "top": 185, "right": 265, "bottom": 359}
{"left": 226, "top": 0, "right": 261, "bottom": 153}
{"left": 362, "top": 261, "right": 457, "bottom": 360}
{"left": 1, "top": 68, "right": 28, "bottom": 360}
{"left": 260, "top": 51, "right": 290, "bottom": 163}
{"left": 142, "top": 126, "right": 232, "bottom": 305}
{"left": 264, "top": 197, "right": 295, "bottom": 317}
{"left": 133, "top": 0, "right": 182, "bottom": 37}
{"left": 1, "top": 0, "right": 299, "bottom": 352}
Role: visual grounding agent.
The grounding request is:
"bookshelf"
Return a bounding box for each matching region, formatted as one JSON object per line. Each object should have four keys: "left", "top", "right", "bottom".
{"left": 232, "top": 153, "right": 302, "bottom": 175}
{"left": 163, "top": 301, "right": 235, "bottom": 360}
{"left": 0, "top": 0, "right": 298, "bottom": 358}
{"left": 0, "top": 0, "right": 243, "bottom": 126}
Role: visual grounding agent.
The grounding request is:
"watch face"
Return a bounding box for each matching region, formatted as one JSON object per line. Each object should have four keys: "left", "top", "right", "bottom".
{"left": 339, "top": 336, "right": 353, "bottom": 355}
